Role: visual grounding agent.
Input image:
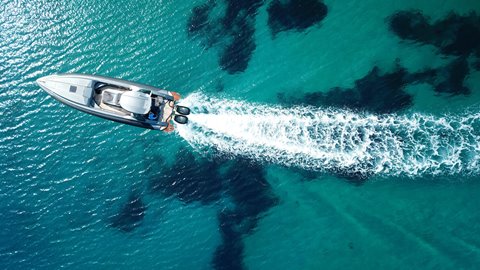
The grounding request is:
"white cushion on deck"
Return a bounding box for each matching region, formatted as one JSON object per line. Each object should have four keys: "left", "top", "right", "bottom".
{"left": 119, "top": 91, "right": 152, "bottom": 114}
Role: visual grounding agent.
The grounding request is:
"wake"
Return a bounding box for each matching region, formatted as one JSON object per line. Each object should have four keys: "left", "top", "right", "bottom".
{"left": 177, "top": 93, "right": 480, "bottom": 177}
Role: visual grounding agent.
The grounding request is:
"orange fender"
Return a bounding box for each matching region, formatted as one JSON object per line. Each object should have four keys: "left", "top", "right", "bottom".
{"left": 164, "top": 123, "right": 175, "bottom": 132}
{"left": 171, "top": 92, "right": 181, "bottom": 101}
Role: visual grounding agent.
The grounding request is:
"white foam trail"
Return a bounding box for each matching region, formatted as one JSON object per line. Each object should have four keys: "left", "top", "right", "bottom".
{"left": 177, "top": 93, "right": 480, "bottom": 177}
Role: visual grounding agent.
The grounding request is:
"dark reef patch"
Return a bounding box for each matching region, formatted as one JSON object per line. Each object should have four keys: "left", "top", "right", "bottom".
{"left": 278, "top": 54, "right": 477, "bottom": 111}
{"left": 187, "top": 1, "right": 213, "bottom": 35}
{"left": 187, "top": 0, "right": 264, "bottom": 74}
{"left": 150, "top": 151, "right": 223, "bottom": 204}
{"left": 222, "top": 0, "right": 264, "bottom": 29}
{"left": 388, "top": 10, "right": 480, "bottom": 95}
{"left": 187, "top": 0, "right": 328, "bottom": 72}
{"left": 149, "top": 153, "right": 277, "bottom": 270}
{"left": 213, "top": 160, "right": 278, "bottom": 270}
{"left": 213, "top": 210, "right": 246, "bottom": 270}
{"left": 432, "top": 57, "right": 470, "bottom": 95}
{"left": 267, "top": 0, "right": 328, "bottom": 36}
{"left": 109, "top": 192, "right": 147, "bottom": 232}
{"left": 388, "top": 10, "right": 480, "bottom": 58}
{"left": 404, "top": 57, "right": 472, "bottom": 96}
{"left": 223, "top": 160, "right": 278, "bottom": 234}
{"left": 388, "top": 10, "right": 433, "bottom": 44}
{"left": 278, "top": 64, "right": 417, "bottom": 113}
{"left": 219, "top": 17, "right": 257, "bottom": 74}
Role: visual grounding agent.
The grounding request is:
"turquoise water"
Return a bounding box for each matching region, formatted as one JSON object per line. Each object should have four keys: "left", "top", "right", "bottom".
{"left": 2, "top": 0, "right": 480, "bottom": 269}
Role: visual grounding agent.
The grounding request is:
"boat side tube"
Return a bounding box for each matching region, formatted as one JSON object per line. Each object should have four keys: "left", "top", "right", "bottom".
{"left": 150, "top": 89, "right": 175, "bottom": 101}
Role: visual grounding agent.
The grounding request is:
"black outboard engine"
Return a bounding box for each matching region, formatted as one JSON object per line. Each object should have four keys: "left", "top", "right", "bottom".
{"left": 176, "top": 106, "right": 190, "bottom": 115}
{"left": 174, "top": 115, "right": 188, "bottom": 124}
{"left": 174, "top": 105, "right": 190, "bottom": 124}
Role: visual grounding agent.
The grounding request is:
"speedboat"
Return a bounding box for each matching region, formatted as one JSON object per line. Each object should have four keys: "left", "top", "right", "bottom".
{"left": 36, "top": 73, "right": 190, "bottom": 132}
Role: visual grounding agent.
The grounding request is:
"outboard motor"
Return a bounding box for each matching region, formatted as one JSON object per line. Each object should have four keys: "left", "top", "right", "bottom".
{"left": 174, "top": 115, "right": 188, "bottom": 124}
{"left": 173, "top": 105, "right": 190, "bottom": 124}
{"left": 176, "top": 106, "right": 190, "bottom": 115}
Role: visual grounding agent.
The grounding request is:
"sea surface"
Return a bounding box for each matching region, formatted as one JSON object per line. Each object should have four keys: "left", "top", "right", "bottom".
{"left": 2, "top": 0, "right": 480, "bottom": 269}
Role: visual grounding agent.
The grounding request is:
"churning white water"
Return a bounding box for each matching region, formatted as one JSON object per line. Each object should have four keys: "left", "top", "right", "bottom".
{"left": 176, "top": 93, "right": 480, "bottom": 177}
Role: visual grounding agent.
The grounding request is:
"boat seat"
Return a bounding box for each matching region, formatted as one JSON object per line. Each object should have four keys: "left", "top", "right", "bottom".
{"left": 102, "top": 89, "right": 123, "bottom": 106}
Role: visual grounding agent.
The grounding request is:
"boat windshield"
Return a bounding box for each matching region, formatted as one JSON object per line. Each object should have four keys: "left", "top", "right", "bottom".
{"left": 138, "top": 89, "right": 152, "bottom": 95}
